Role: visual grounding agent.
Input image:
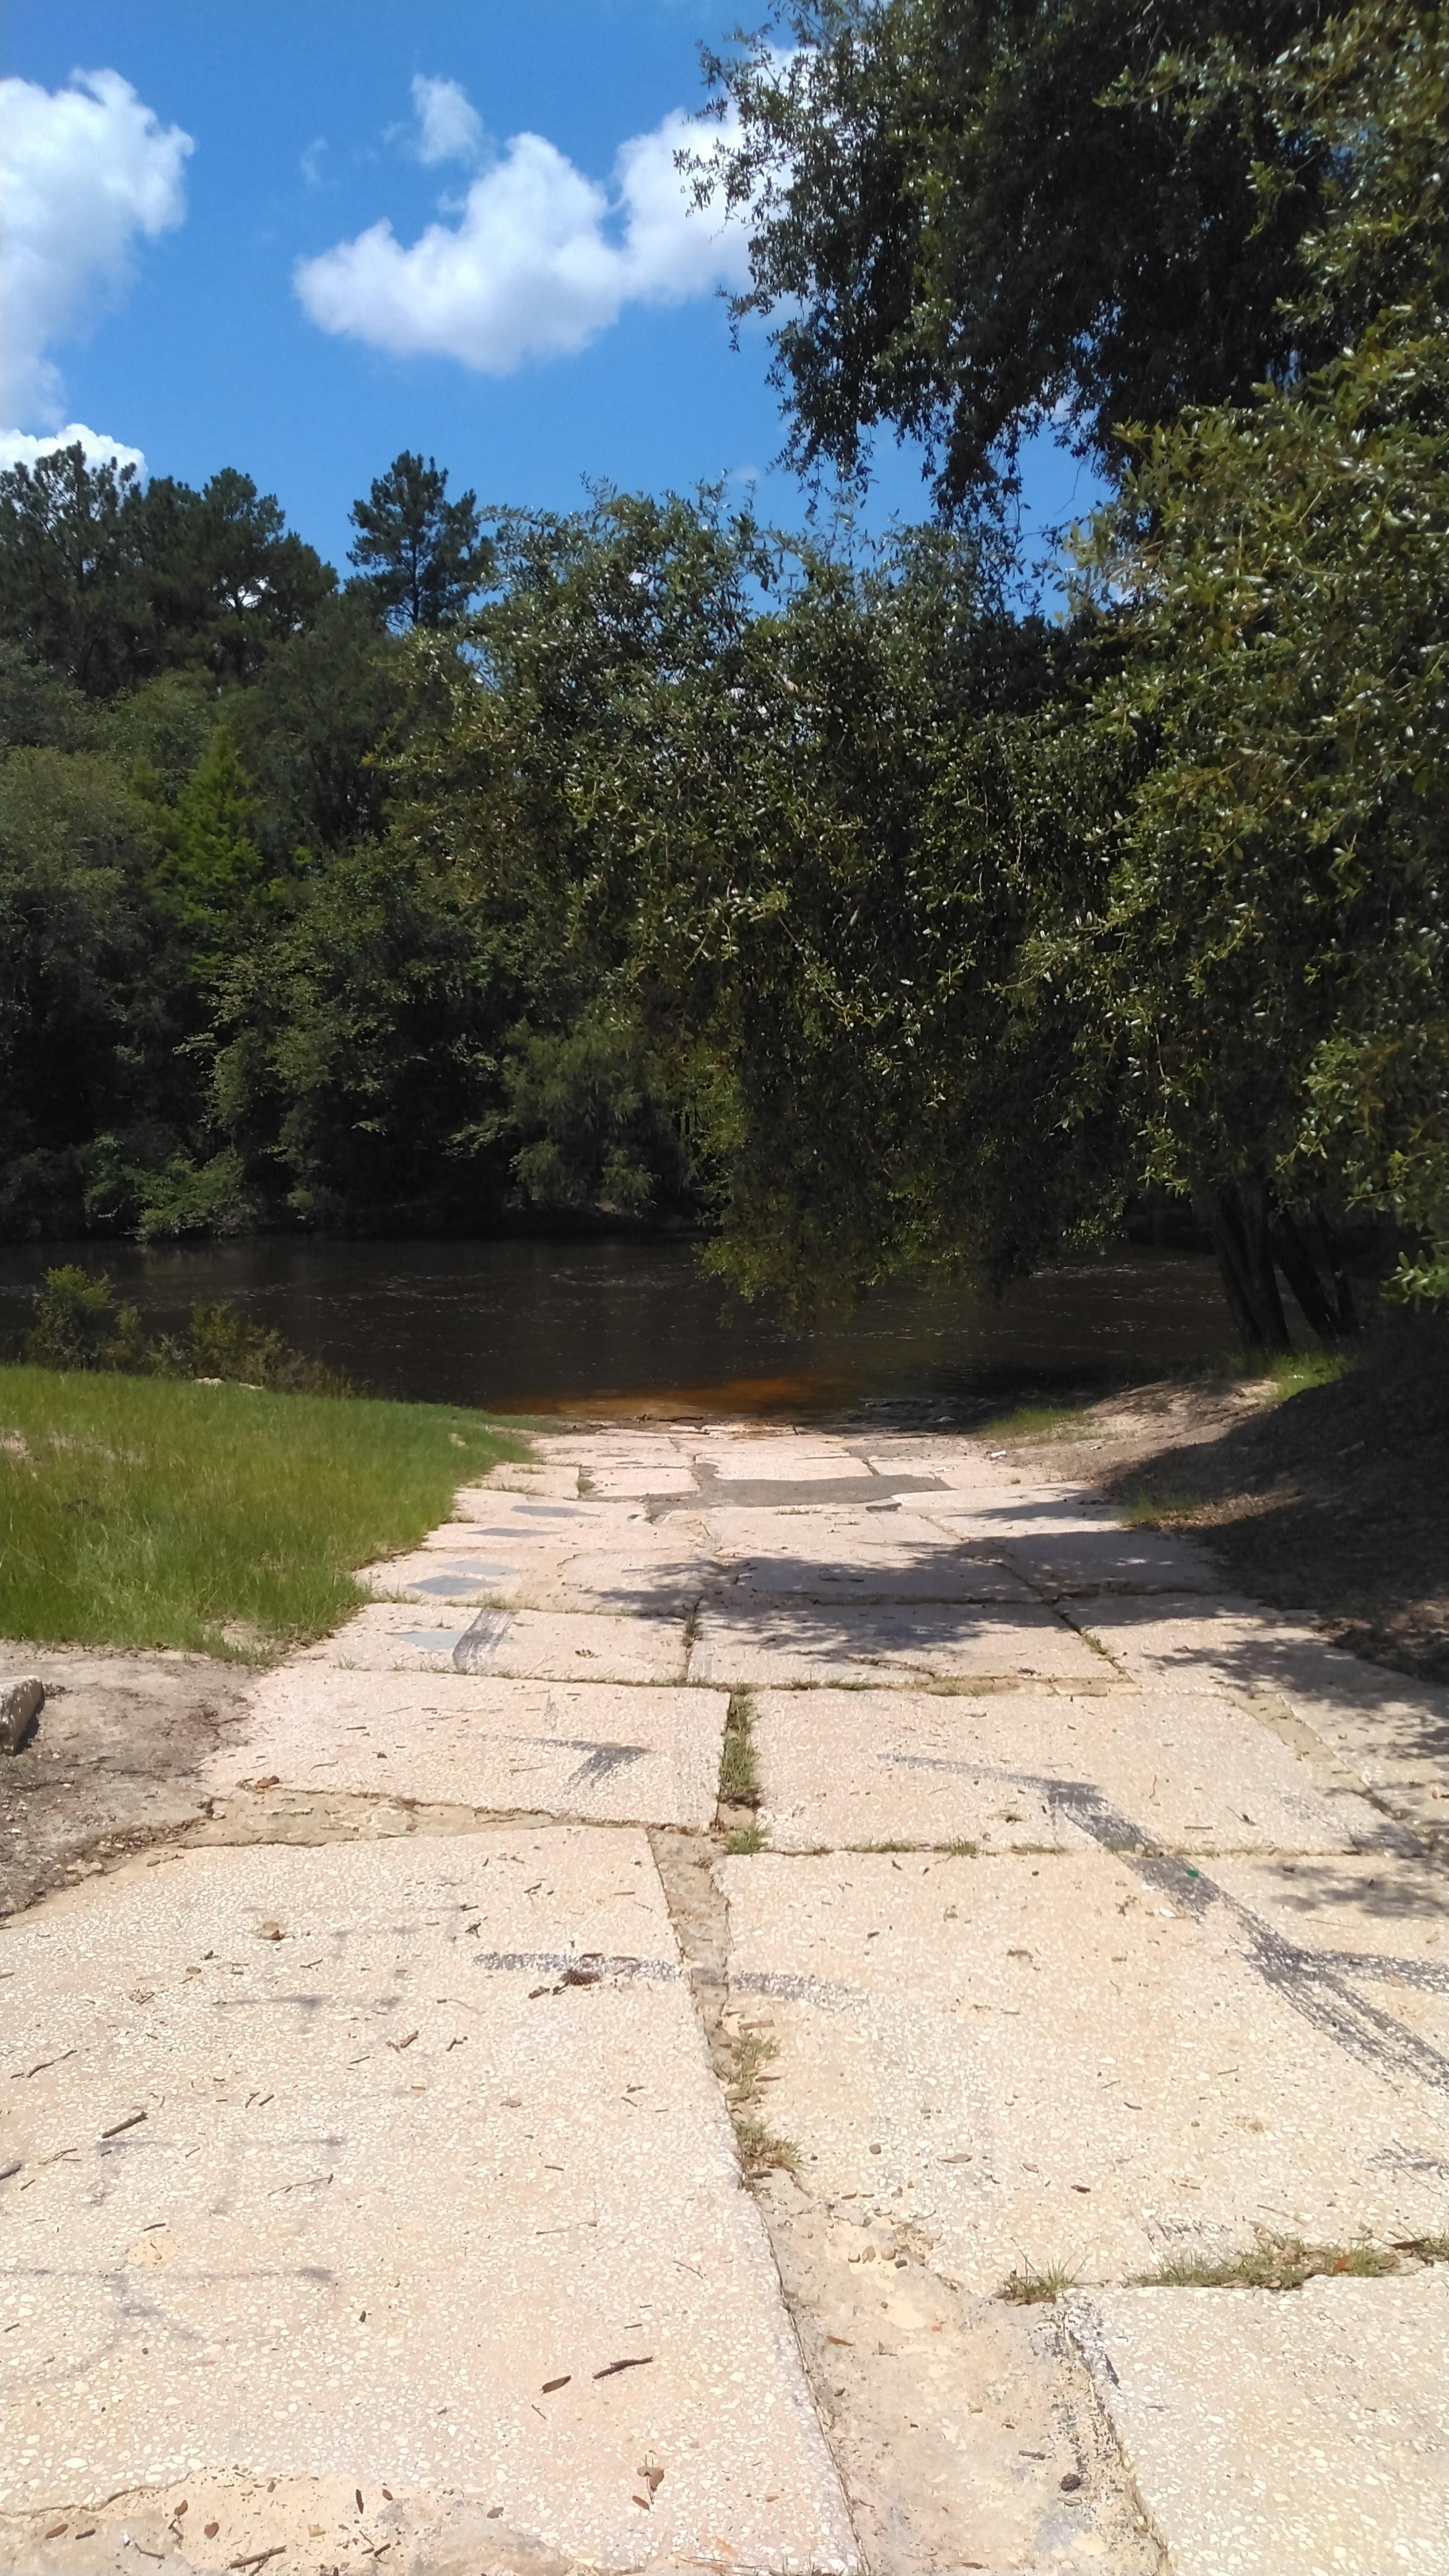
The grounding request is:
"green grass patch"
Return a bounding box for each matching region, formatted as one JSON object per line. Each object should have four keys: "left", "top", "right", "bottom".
{"left": 974, "top": 1400, "right": 1091, "bottom": 1444}
{"left": 0, "top": 1364, "right": 522, "bottom": 1657}
{"left": 1209, "top": 1346, "right": 1354, "bottom": 1398}
{"left": 1134, "top": 2230, "right": 1400, "bottom": 2292}
{"left": 1123, "top": 1489, "right": 1206, "bottom": 1529}
{"left": 718, "top": 1689, "right": 760, "bottom": 1807}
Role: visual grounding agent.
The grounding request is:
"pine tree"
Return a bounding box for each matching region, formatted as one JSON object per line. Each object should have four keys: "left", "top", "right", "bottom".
{"left": 347, "top": 452, "right": 491, "bottom": 629}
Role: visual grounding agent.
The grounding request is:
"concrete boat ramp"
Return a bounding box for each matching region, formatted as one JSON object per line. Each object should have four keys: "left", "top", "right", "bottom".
{"left": 3, "top": 1423, "right": 1445, "bottom": 2575}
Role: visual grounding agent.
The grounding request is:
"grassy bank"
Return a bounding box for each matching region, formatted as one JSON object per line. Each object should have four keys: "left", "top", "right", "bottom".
{"left": 0, "top": 1366, "right": 523, "bottom": 1657}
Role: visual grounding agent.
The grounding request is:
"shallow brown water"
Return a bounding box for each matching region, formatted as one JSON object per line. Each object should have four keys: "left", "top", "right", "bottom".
{"left": 0, "top": 1237, "right": 1231, "bottom": 1418}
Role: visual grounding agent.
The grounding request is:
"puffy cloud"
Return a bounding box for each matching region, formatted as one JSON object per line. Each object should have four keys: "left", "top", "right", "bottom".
{"left": 0, "top": 421, "right": 146, "bottom": 477}
{"left": 412, "top": 74, "right": 484, "bottom": 168}
{"left": 0, "top": 69, "right": 191, "bottom": 425}
{"left": 295, "top": 87, "right": 749, "bottom": 376}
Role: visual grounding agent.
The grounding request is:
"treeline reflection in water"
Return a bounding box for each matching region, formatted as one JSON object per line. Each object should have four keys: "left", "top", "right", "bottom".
{"left": 0, "top": 1237, "right": 1231, "bottom": 1417}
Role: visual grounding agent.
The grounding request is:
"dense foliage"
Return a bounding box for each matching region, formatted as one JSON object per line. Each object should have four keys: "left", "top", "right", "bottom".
{"left": 1, "top": 5, "right": 1443, "bottom": 1340}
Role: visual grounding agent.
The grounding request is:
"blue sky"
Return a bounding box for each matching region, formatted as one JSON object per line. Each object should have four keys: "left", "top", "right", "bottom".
{"left": 3, "top": 1, "right": 1103, "bottom": 578}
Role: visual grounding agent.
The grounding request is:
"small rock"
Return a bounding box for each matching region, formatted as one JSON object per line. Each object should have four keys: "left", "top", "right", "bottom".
{"left": 1060, "top": 2471, "right": 1082, "bottom": 2492}
{"left": 0, "top": 1676, "right": 44, "bottom": 1754}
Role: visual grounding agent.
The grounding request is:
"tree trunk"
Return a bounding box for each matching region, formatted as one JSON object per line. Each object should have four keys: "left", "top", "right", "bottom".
{"left": 1204, "top": 1180, "right": 1293, "bottom": 1352}
{"left": 1271, "top": 1209, "right": 1361, "bottom": 1339}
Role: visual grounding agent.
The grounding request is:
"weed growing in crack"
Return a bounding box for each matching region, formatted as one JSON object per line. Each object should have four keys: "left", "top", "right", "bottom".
{"left": 723, "top": 2024, "right": 799, "bottom": 2178}
{"left": 723, "top": 1822, "right": 767, "bottom": 1855}
{"left": 1136, "top": 2230, "right": 1403, "bottom": 2291}
{"left": 999, "top": 2260, "right": 1077, "bottom": 2305}
{"left": 733, "top": 2115, "right": 800, "bottom": 2177}
{"left": 718, "top": 1690, "right": 760, "bottom": 1808}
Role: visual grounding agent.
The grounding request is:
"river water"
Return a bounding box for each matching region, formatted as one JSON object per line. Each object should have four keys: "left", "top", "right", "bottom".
{"left": 0, "top": 1237, "right": 1230, "bottom": 1418}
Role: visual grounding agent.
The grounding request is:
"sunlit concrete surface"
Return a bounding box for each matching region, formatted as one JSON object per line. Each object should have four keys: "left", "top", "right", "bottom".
{"left": 749, "top": 1684, "right": 1392, "bottom": 1855}
{"left": 0, "top": 1835, "right": 854, "bottom": 2575}
{"left": 1068, "top": 2273, "right": 1448, "bottom": 2575}
{"left": 208, "top": 1669, "right": 728, "bottom": 1827}
{"left": 717, "top": 1847, "right": 1448, "bottom": 2289}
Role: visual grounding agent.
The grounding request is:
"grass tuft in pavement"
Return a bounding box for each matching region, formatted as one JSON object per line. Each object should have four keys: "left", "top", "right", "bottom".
{"left": 718, "top": 1688, "right": 760, "bottom": 1807}
{"left": 1136, "top": 2230, "right": 1401, "bottom": 2292}
{"left": 723, "top": 1822, "right": 767, "bottom": 1855}
{"left": 723, "top": 2025, "right": 799, "bottom": 2177}
{"left": 999, "top": 2260, "right": 1077, "bottom": 2305}
{"left": 0, "top": 1364, "right": 521, "bottom": 1657}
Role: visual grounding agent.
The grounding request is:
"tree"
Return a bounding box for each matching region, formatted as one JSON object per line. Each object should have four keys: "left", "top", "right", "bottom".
{"left": 348, "top": 452, "right": 492, "bottom": 629}
{"left": 0, "top": 744, "right": 166, "bottom": 1232}
{"left": 0, "top": 445, "right": 147, "bottom": 696}
{"left": 705, "top": 0, "right": 1344, "bottom": 508}
{"left": 136, "top": 468, "right": 334, "bottom": 681}
{"left": 147, "top": 724, "right": 277, "bottom": 965}
{"left": 1071, "top": 2, "right": 1449, "bottom": 1337}
{"left": 0, "top": 446, "right": 333, "bottom": 695}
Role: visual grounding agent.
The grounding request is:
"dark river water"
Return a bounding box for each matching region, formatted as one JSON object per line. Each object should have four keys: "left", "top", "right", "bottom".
{"left": 0, "top": 1236, "right": 1230, "bottom": 1418}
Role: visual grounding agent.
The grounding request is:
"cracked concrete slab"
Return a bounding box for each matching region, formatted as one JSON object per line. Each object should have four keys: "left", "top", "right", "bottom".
{"left": 1200, "top": 1852, "right": 1449, "bottom": 2056}
{"left": 206, "top": 1671, "right": 729, "bottom": 1827}
{"left": 0, "top": 1834, "right": 856, "bottom": 2576}
{"left": 717, "top": 1850, "right": 1448, "bottom": 2291}
{"left": 709, "top": 1447, "right": 875, "bottom": 1483}
{"left": 1067, "top": 2272, "right": 1448, "bottom": 2574}
{"left": 749, "top": 1685, "right": 1391, "bottom": 1855}
{"left": 359, "top": 1547, "right": 712, "bottom": 1618}
{"left": 700, "top": 1511, "right": 1038, "bottom": 1605}
{"left": 1062, "top": 1596, "right": 1449, "bottom": 1839}
{"left": 587, "top": 1466, "right": 700, "bottom": 1496}
{"left": 689, "top": 1601, "right": 1111, "bottom": 1689}
{"left": 306, "top": 1601, "right": 690, "bottom": 1684}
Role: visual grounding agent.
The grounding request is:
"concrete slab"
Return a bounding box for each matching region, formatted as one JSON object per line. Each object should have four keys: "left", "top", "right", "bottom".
{"left": 480, "top": 1463, "right": 581, "bottom": 1498}
{"left": 689, "top": 1601, "right": 1108, "bottom": 1689}
{"left": 750, "top": 1686, "right": 1389, "bottom": 1855}
{"left": 359, "top": 1547, "right": 711, "bottom": 1619}
{"left": 448, "top": 1494, "right": 629, "bottom": 1525}
{"left": 716, "top": 1850, "right": 1448, "bottom": 2290}
{"left": 0, "top": 1835, "right": 855, "bottom": 2574}
{"left": 311, "top": 1601, "right": 689, "bottom": 1684}
{"left": 720, "top": 1556, "right": 1039, "bottom": 1605}
{"left": 208, "top": 1670, "right": 728, "bottom": 1827}
{"left": 704, "top": 1508, "right": 1039, "bottom": 1603}
{"left": 1064, "top": 1597, "right": 1449, "bottom": 1834}
{"left": 710, "top": 1447, "right": 872, "bottom": 1484}
{"left": 588, "top": 1466, "right": 700, "bottom": 1496}
{"left": 1205, "top": 1853, "right": 1449, "bottom": 2055}
{"left": 904, "top": 1489, "right": 1128, "bottom": 1538}
{"left": 986, "top": 1532, "right": 1221, "bottom": 1596}
{"left": 360, "top": 1547, "right": 553, "bottom": 1604}
{"left": 1067, "top": 2273, "right": 1448, "bottom": 2575}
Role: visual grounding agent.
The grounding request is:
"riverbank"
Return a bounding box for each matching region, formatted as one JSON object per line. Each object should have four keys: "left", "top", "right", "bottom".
{"left": 0, "top": 1367, "right": 521, "bottom": 1656}
{"left": 977, "top": 1318, "right": 1449, "bottom": 1686}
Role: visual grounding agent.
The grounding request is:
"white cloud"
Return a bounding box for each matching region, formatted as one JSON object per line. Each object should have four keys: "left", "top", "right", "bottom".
{"left": 295, "top": 86, "right": 748, "bottom": 375}
{"left": 0, "top": 68, "right": 191, "bottom": 426}
{"left": 412, "top": 75, "right": 484, "bottom": 168}
{"left": 0, "top": 420, "right": 146, "bottom": 477}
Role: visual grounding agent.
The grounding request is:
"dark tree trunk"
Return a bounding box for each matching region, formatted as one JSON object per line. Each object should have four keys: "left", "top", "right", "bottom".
{"left": 1204, "top": 1179, "right": 1293, "bottom": 1352}
{"left": 1271, "top": 1209, "right": 1361, "bottom": 1339}
{"left": 1272, "top": 1210, "right": 1342, "bottom": 1339}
